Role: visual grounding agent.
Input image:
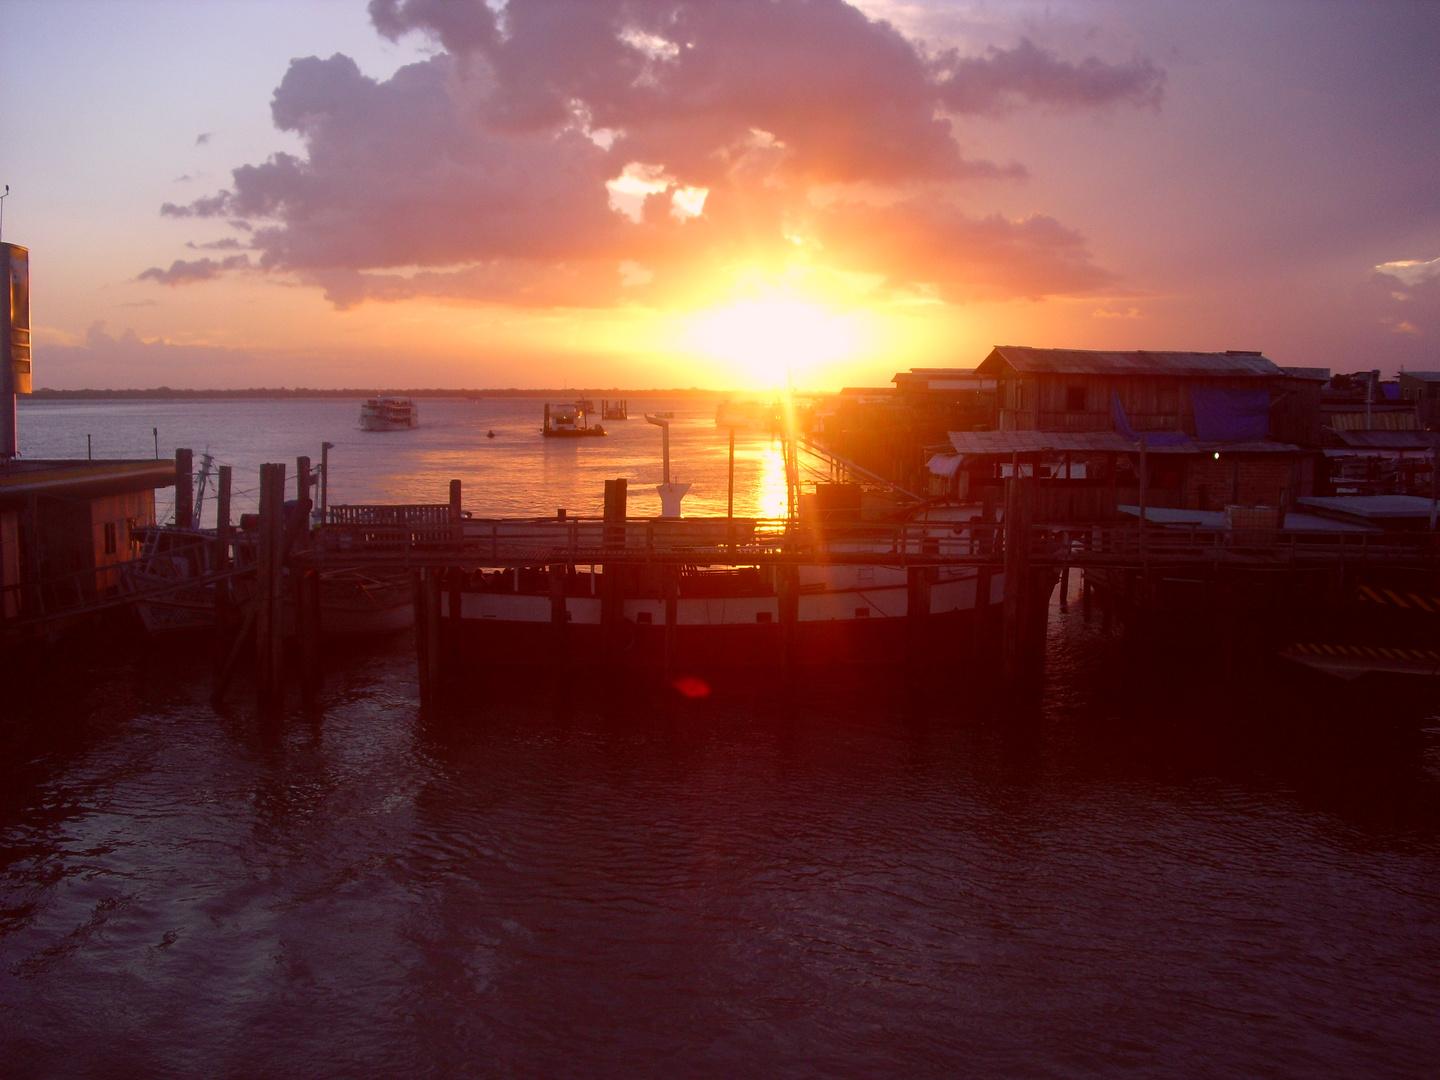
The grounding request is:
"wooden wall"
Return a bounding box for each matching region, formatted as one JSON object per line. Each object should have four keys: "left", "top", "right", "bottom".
{"left": 998, "top": 373, "right": 1320, "bottom": 446}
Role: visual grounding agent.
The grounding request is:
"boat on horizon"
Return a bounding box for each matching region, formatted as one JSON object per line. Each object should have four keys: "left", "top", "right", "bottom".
{"left": 543, "top": 401, "right": 607, "bottom": 438}
{"left": 360, "top": 397, "right": 418, "bottom": 431}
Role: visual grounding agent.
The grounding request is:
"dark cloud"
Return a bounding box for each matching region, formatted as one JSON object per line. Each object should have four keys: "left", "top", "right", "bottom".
{"left": 160, "top": 192, "right": 230, "bottom": 218}
{"left": 138, "top": 254, "right": 250, "bottom": 285}
{"left": 158, "top": 0, "right": 1162, "bottom": 307}
{"left": 931, "top": 37, "right": 1164, "bottom": 116}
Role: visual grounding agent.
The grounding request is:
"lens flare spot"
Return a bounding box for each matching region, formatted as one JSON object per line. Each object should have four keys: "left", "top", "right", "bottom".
{"left": 671, "top": 676, "right": 711, "bottom": 698}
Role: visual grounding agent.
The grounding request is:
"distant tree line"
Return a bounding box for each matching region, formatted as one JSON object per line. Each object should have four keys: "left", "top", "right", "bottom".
{"left": 29, "top": 387, "right": 731, "bottom": 400}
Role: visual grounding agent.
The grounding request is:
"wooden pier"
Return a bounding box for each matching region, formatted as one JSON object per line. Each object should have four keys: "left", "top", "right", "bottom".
{"left": 8, "top": 460, "right": 1438, "bottom": 714}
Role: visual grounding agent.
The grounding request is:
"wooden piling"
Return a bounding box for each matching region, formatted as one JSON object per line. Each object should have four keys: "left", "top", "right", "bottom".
{"left": 601, "top": 479, "right": 627, "bottom": 666}
{"left": 212, "top": 465, "right": 232, "bottom": 681}
{"left": 777, "top": 563, "right": 800, "bottom": 673}
{"left": 255, "top": 462, "right": 286, "bottom": 714}
{"left": 294, "top": 456, "right": 321, "bottom": 707}
{"left": 174, "top": 448, "right": 194, "bottom": 529}
{"left": 550, "top": 562, "right": 569, "bottom": 672}
{"left": 425, "top": 568, "right": 441, "bottom": 698}
{"left": 1001, "top": 474, "right": 1035, "bottom": 697}
{"left": 413, "top": 569, "right": 431, "bottom": 707}
{"left": 906, "top": 565, "right": 933, "bottom": 671}
{"left": 448, "top": 481, "right": 463, "bottom": 680}
{"left": 662, "top": 564, "right": 679, "bottom": 676}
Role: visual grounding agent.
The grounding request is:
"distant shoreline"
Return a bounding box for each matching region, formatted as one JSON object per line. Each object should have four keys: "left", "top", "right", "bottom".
{"left": 27, "top": 387, "right": 739, "bottom": 401}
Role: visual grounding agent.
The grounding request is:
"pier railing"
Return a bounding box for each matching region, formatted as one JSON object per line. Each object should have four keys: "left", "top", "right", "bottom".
{"left": 303, "top": 513, "right": 1440, "bottom": 570}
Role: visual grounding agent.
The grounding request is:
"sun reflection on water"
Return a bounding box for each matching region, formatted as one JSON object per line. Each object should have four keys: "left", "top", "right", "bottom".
{"left": 755, "top": 443, "right": 790, "bottom": 519}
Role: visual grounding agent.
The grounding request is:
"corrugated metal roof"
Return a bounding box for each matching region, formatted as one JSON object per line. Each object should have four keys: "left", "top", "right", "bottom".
{"left": 1335, "top": 430, "right": 1435, "bottom": 450}
{"left": 1298, "top": 495, "right": 1438, "bottom": 521}
{"left": 946, "top": 430, "right": 1300, "bottom": 456}
{"left": 1116, "top": 506, "right": 1379, "bottom": 532}
{"left": 977, "top": 346, "right": 1283, "bottom": 378}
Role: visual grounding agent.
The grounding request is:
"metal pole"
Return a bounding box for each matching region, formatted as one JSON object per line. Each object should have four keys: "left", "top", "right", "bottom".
{"left": 153, "top": 428, "right": 158, "bottom": 460}
{"left": 320, "top": 441, "right": 333, "bottom": 524}
{"left": 727, "top": 427, "right": 735, "bottom": 519}
{"left": 1431, "top": 434, "right": 1437, "bottom": 533}
{"left": 662, "top": 423, "right": 670, "bottom": 486}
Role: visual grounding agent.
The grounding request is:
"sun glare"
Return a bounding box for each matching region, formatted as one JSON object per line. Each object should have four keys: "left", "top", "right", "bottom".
{"left": 684, "top": 299, "right": 864, "bottom": 389}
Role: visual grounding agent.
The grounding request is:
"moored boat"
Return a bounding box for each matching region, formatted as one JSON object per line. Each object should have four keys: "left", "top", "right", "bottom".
{"left": 442, "top": 513, "right": 1006, "bottom": 669}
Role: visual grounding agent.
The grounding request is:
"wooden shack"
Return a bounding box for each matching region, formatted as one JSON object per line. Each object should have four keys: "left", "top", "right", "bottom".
{"left": 943, "top": 347, "right": 1322, "bottom": 521}
{"left": 0, "top": 459, "right": 175, "bottom": 618}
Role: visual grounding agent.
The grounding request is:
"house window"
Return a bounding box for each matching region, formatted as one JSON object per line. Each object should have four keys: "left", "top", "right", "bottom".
{"left": 1066, "top": 386, "right": 1086, "bottom": 412}
{"left": 103, "top": 521, "right": 118, "bottom": 556}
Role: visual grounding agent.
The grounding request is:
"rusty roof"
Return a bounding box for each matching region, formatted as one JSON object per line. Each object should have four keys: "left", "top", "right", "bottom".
{"left": 978, "top": 346, "right": 1283, "bottom": 379}
{"left": 946, "top": 430, "right": 1300, "bottom": 456}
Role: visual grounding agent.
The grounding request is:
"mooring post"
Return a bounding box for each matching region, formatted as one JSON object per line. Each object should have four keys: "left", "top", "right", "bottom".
{"left": 906, "top": 564, "right": 933, "bottom": 672}
{"left": 1001, "top": 473, "right": 1034, "bottom": 698}
{"left": 550, "top": 562, "right": 568, "bottom": 673}
{"left": 778, "top": 562, "right": 800, "bottom": 674}
{"left": 601, "top": 479, "right": 627, "bottom": 667}
{"left": 447, "top": 480, "right": 463, "bottom": 681}
{"left": 425, "top": 568, "right": 441, "bottom": 698}
{"left": 413, "top": 569, "right": 432, "bottom": 709}
{"left": 213, "top": 465, "right": 233, "bottom": 681}
{"left": 174, "top": 448, "right": 194, "bottom": 529}
{"left": 662, "top": 563, "right": 678, "bottom": 677}
{"left": 295, "top": 456, "right": 320, "bottom": 707}
{"left": 255, "top": 463, "right": 286, "bottom": 714}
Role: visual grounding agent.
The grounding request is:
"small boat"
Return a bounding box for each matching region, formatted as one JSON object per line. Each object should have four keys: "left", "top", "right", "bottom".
{"left": 487, "top": 430, "right": 496, "bottom": 438}
{"left": 318, "top": 568, "right": 414, "bottom": 635}
{"left": 543, "top": 402, "right": 606, "bottom": 437}
{"left": 360, "top": 397, "right": 418, "bottom": 431}
{"left": 123, "top": 524, "right": 412, "bottom": 636}
{"left": 123, "top": 524, "right": 241, "bottom": 633}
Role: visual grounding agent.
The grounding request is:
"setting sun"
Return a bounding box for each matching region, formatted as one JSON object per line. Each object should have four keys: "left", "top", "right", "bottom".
{"left": 683, "top": 299, "right": 869, "bottom": 389}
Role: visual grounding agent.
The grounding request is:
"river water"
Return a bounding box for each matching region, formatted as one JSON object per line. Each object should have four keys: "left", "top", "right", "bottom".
{"left": 2, "top": 399, "right": 1439, "bottom": 1077}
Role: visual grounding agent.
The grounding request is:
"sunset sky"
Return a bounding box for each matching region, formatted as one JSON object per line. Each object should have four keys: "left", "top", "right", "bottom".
{"left": 2, "top": 0, "right": 1437, "bottom": 391}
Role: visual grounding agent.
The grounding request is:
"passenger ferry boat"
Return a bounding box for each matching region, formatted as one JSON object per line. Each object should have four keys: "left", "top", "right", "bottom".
{"left": 543, "top": 401, "right": 607, "bottom": 437}
{"left": 360, "top": 397, "right": 418, "bottom": 431}
{"left": 438, "top": 510, "right": 1003, "bottom": 669}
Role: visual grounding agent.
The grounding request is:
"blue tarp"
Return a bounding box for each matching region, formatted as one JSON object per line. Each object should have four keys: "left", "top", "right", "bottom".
{"left": 1190, "top": 387, "right": 1270, "bottom": 442}
{"left": 1111, "top": 392, "right": 1192, "bottom": 446}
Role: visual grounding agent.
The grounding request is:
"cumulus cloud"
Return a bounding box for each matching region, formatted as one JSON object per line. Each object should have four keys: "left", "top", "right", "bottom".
{"left": 1356, "top": 260, "right": 1440, "bottom": 349}
{"left": 1375, "top": 257, "right": 1440, "bottom": 287}
{"left": 138, "top": 254, "right": 250, "bottom": 285}
{"left": 155, "top": 0, "right": 1163, "bottom": 308}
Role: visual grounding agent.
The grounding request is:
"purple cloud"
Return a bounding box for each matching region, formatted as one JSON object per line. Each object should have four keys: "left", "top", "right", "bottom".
{"left": 138, "top": 254, "right": 250, "bottom": 285}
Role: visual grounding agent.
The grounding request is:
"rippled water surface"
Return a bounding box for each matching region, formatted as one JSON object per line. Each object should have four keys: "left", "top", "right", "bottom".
{"left": 3, "top": 400, "right": 1439, "bottom": 1077}
{"left": 16, "top": 395, "right": 796, "bottom": 520}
